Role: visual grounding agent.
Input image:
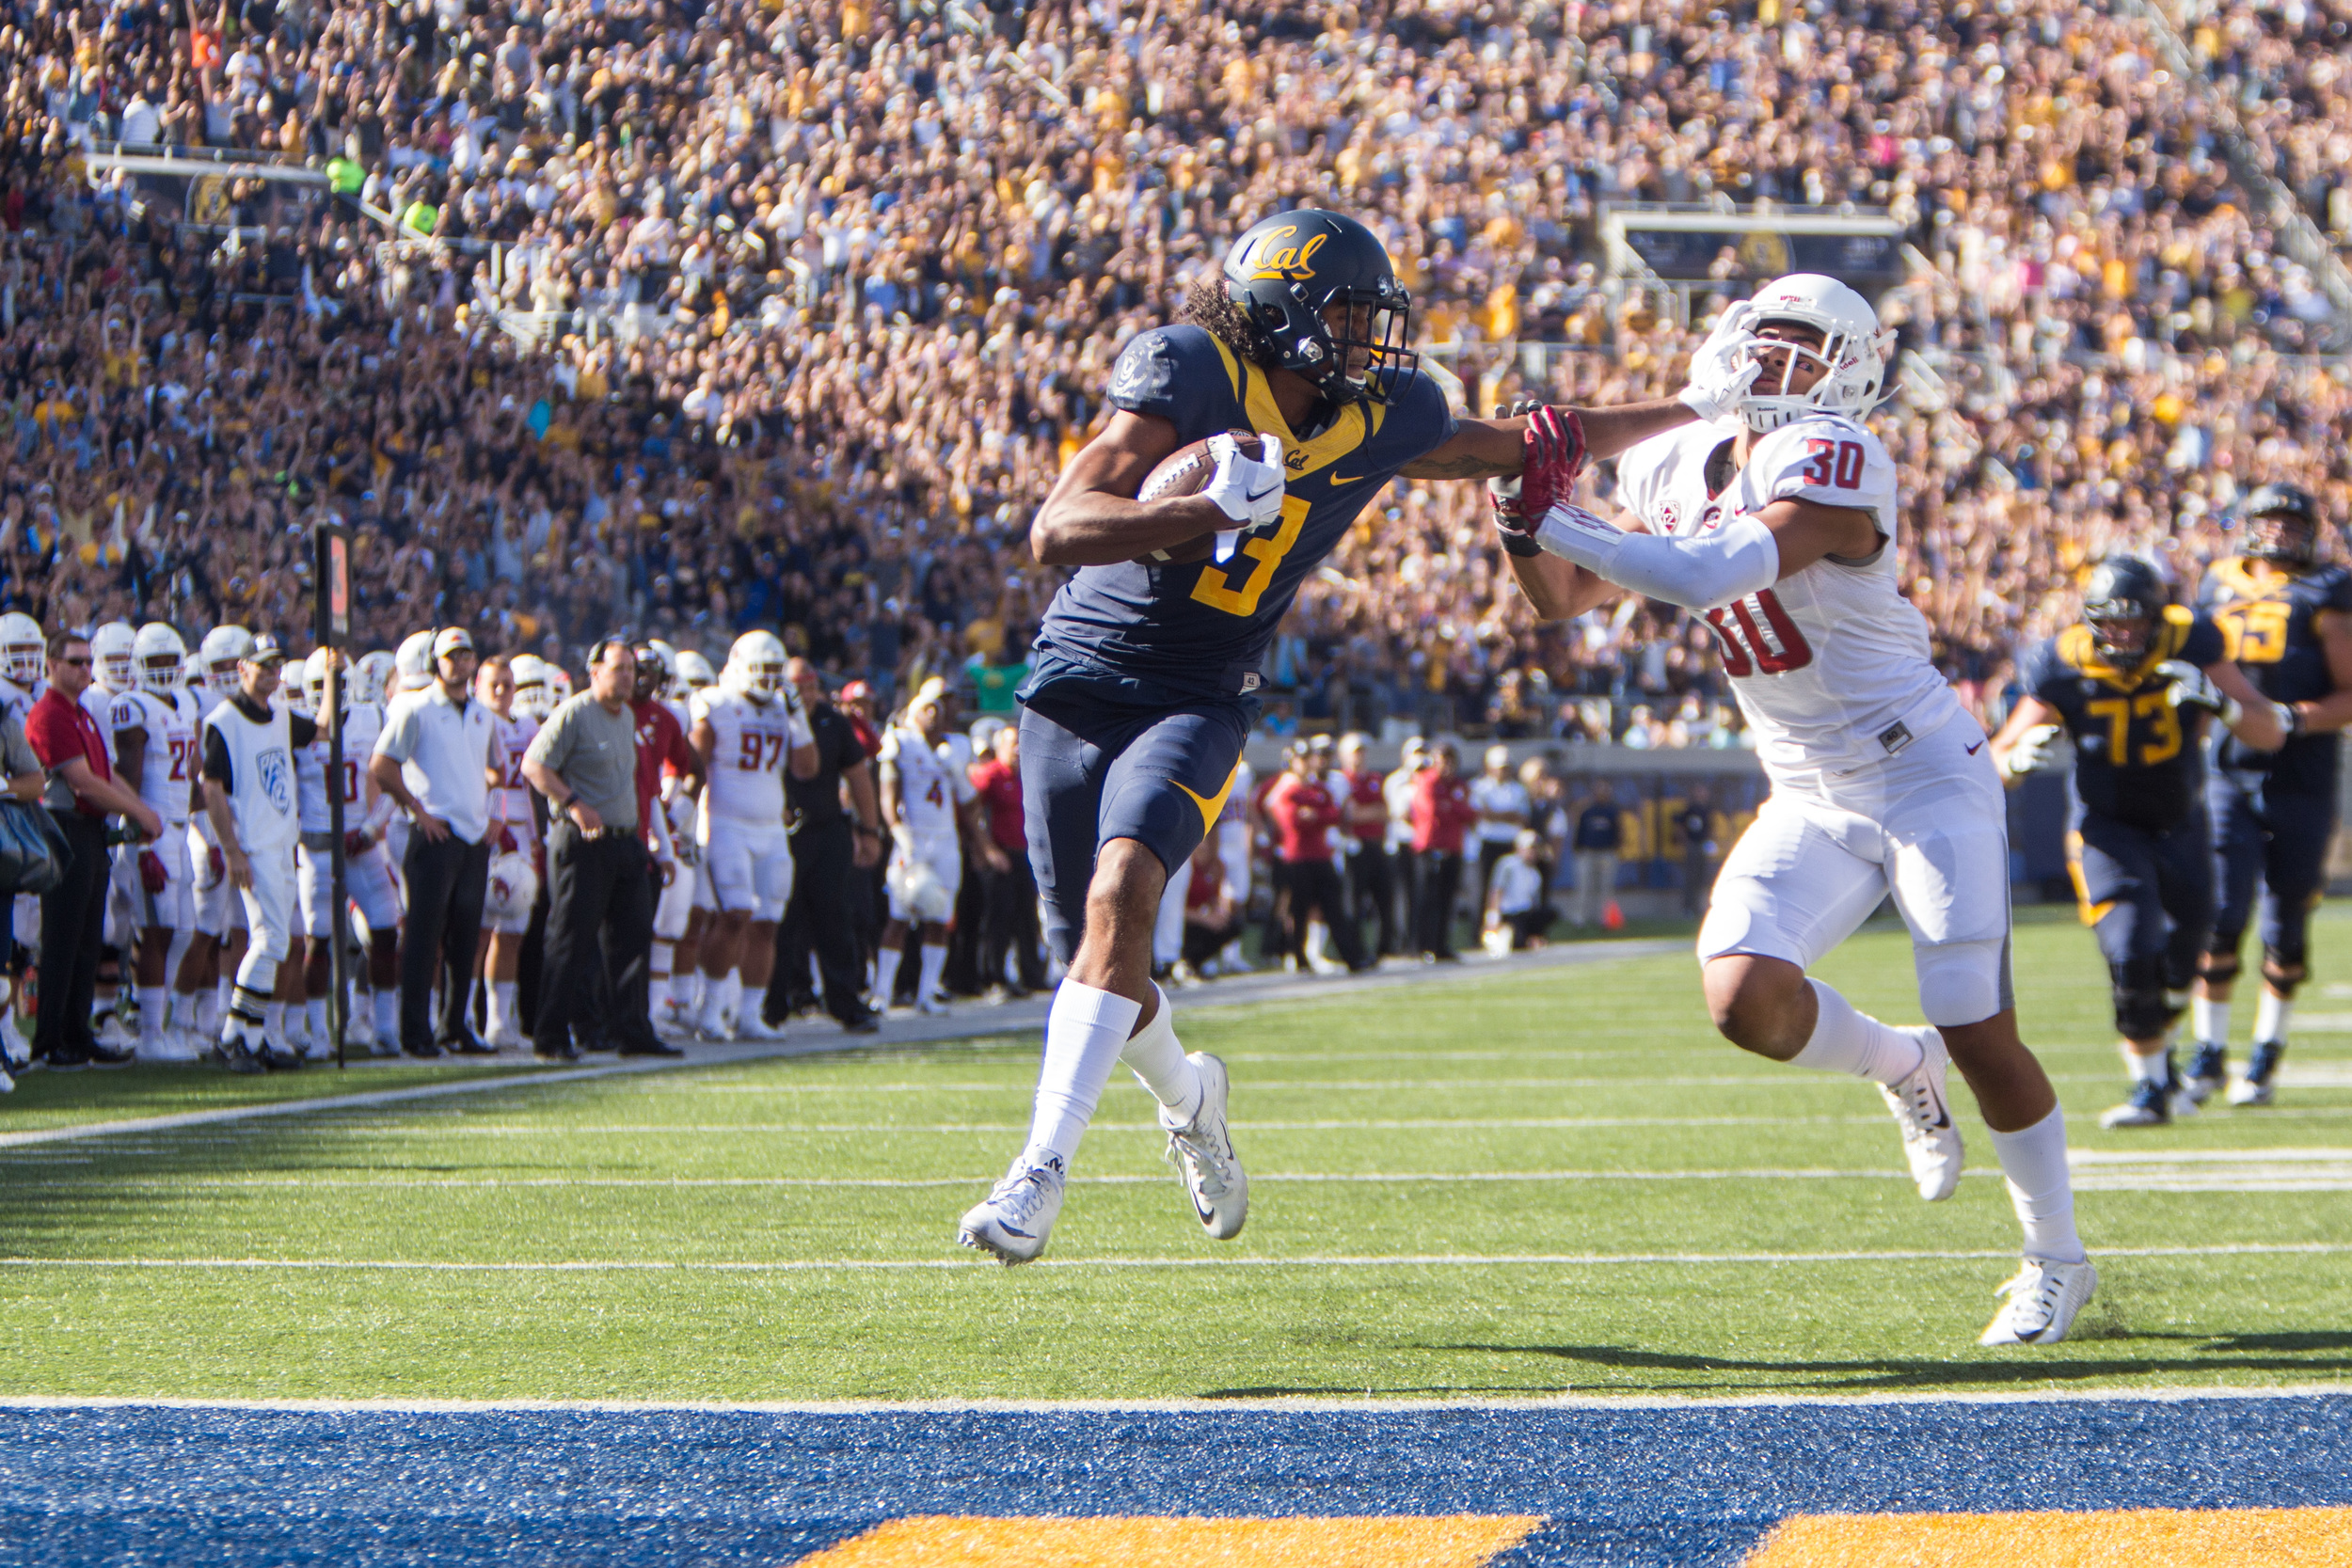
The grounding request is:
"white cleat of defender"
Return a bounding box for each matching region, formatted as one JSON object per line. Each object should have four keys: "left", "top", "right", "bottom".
{"left": 1979, "top": 1257, "right": 2099, "bottom": 1346}
{"left": 1164, "top": 1052, "right": 1248, "bottom": 1240}
{"left": 1880, "top": 1025, "right": 1963, "bottom": 1201}
{"left": 957, "top": 1159, "right": 1067, "bottom": 1264}
{"left": 735, "top": 1013, "right": 786, "bottom": 1041}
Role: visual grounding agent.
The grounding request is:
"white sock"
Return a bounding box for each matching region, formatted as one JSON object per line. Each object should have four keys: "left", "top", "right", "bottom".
{"left": 648, "top": 973, "right": 671, "bottom": 1014}
{"left": 1787, "top": 980, "right": 1925, "bottom": 1085}
{"left": 307, "top": 998, "right": 329, "bottom": 1040}
{"left": 1022, "top": 980, "right": 1143, "bottom": 1171}
{"left": 2124, "top": 1046, "right": 2167, "bottom": 1083}
{"left": 917, "top": 942, "right": 946, "bottom": 1002}
{"left": 695, "top": 971, "right": 726, "bottom": 1022}
{"left": 264, "top": 1001, "right": 286, "bottom": 1038}
{"left": 373, "top": 988, "right": 399, "bottom": 1042}
{"left": 193, "top": 989, "right": 219, "bottom": 1035}
{"left": 138, "top": 985, "right": 167, "bottom": 1047}
{"left": 1988, "top": 1106, "right": 2085, "bottom": 1264}
{"left": 1120, "top": 982, "right": 1202, "bottom": 1126}
{"left": 745, "top": 984, "right": 773, "bottom": 1026}
{"left": 683, "top": 971, "right": 706, "bottom": 1012}
{"left": 2192, "top": 994, "right": 2230, "bottom": 1046}
{"left": 874, "top": 946, "right": 902, "bottom": 1006}
{"left": 489, "top": 980, "right": 516, "bottom": 1037}
{"left": 651, "top": 941, "right": 674, "bottom": 986}
{"left": 215, "top": 977, "right": 233, "bottom": 1019}
{"left": 2255, "top": 989, "right": 2292, "bottom": 1044}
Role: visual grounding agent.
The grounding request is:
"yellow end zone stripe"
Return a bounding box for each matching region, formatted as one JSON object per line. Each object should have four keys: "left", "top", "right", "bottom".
{"left": 1745, "top": 1505, "right": 2352, "bottom": 1567}
{"left": 793, "top": 1513, "right": 1546, "bottom": 1567}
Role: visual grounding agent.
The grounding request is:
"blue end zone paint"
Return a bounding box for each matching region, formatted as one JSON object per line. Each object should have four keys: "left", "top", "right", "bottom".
{"left": 2, "top": 1396, "right": 2349, "bottom": 1566}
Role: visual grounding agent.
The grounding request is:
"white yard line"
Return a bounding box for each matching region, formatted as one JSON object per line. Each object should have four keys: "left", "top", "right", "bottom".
{"left": 2, "top": 1167, "right": 1954, "bottom": 1191}
{"left": 1, "top": 1384, "right": 2346, "bottom": 1418}
{"left": 0, "top": 942, "right": 1677, "bottom": 1153}
{"left": 1, "top": 1241, "right": 2344, "bottom": 1274}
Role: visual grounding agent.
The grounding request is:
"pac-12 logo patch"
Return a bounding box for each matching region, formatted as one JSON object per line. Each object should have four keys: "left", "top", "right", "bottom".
{"left": 258, "top": 747, "right": 294, "bottom": 815}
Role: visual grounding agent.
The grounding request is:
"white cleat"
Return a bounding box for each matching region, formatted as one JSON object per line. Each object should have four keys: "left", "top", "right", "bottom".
{"left": 957, "top": 1158, "right": 1066, "bottom": 1264}
{"left": 736, "top": 1013, "right": 786, "bottom": 1041}
{"left": 1979, "top": 1257, "right": 2099, "bottom": 1346}
{"left": 484, "top": 1025, "right": 528, "bottom": 1053}
{"left": 695, "top": 1009, "right": 736, "bottom": 1043}
{"left": 141, "top": 1030, "right": 200, "bottom": 1064}
{"left": 915, "top": 995, "right": 952, "bottom": 1017}
{"left": 1879, "top": 1025, "right": 1963, "bottom": 1202}
{"left": 0, "top": 1062, "right": 12, "bottom": 1093}
{"left": 1164, "top": 1052, "right": 1248, "bottom": 1240}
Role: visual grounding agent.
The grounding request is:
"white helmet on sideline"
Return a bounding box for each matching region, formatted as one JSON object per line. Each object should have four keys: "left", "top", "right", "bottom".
{"left": 728, "top": 629, "right": 787, "bottom": 699}
{"left": 134, "top": 623, "right": 187, "bottom": 691}
{"left": 0, "top": 611, "right": 44, "bottom": 686}
{"left": 394, "top": 630, "right": 436, "bottom": 693}
{"left": 510, "top": 653, "right": 551, "bottom": 720}
{"left": 354, "top": 650, "right": 396, "bottom": 708}
{"left": 301, "top": 648, "right": 337, "bottom": 715}
{"left": 199, "top": 626, "right": 255, "bottom": 695}
{"left": 91, "top": 622, "right": 137, "bottom": 693}
{"left": 485, "top": 849, "right": 540, "bottom": 926}
{"left": 675, "top": 649, "right": 718, "bottom": 697}
{"left": 1737, "top": 274, "right": 1893, "bottom": 432}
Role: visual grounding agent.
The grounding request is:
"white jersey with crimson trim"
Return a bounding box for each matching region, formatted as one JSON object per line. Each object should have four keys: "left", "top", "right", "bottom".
{"left": 489, "top": 711, "right": 541, "bottom": 840}
{"left": 295, "top": 703, "right": 382, "bottom": 833}
{"left": 111, "top": 688, "right": 200, "bottom": 827}
{"left": 880, "top": 722, "right": 974, "bottom": 844}
{"left": 1613, "top": 411, "right": 1959, "bottom": 780}
{"left": 692, "top": 687, "right": 810, "bottom": 829}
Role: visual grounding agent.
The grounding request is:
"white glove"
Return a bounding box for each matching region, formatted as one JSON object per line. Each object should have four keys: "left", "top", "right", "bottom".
{"left": 2157, "top": 658, "right": 2242, "bottom": 727}
{"left": 1678, "top": 299, "right": 1763, "bottom": 423}
{"left": 2003, "top": 722, "right": 2063, "bottom": 777}
{"left": 1200, "top": 431, "right": 1285, "bottom": 562}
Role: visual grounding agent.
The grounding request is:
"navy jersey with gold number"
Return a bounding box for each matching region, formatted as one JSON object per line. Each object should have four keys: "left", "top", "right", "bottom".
{"left": 2200, "top": 557, "right": 2352, "bottom": 792}
{"left": 1025, "top": 325, "right": 1458, "bottom": 705}
{"left": 2022, "top": 606, "right": 2224, "bottom": 832}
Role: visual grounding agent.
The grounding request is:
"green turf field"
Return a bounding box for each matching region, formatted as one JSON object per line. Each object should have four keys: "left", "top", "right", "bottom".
{"left": 2, "top": 906, "right": 2348, "bottom": 1403}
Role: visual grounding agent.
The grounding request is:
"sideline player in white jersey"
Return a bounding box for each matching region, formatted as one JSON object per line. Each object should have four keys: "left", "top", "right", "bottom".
{"left": 111, "top": 624, "right": 202, "bottom": 1060}
{"left": 876, "top": 679, "right": 982, "bottom": 1016}
{"left": 686, "top": 630, "right": 815, "bottom": 1039}
{"left": 200, "top": 634, "right": 316, "bottom": 1072}
{"left": 666, "top": 642, "right": 720, "bottom": 1019}
{"left": 0, "top": 610, "right": 45, "bottom": 721}
{"left": 632, "top": 646, "right": 702, "bottom": 1030}
{"left": 1499, "top": 275, "right": 2092, "bottom": 1346}
{"left": 84, "top": 622, "right": 138, "bottom": 1049}
{"left": 181, "top": 626, "right": 255, "bottom": 1045}
{"left": 474, "top": 654, "right": 541, "bottom": 1050}
{"left": 292, "top": 649, "right": 404, "bottom": 1056}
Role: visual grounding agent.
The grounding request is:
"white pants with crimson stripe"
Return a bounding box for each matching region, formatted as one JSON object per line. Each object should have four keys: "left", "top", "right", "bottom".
{"left": 227, "top": 845, "right": 297, "bottom": 1029}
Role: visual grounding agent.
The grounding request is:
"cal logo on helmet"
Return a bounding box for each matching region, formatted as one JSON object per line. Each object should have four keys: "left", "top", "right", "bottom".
{"left": 1242, "top": 227, "right": 1327, "bottom": 281}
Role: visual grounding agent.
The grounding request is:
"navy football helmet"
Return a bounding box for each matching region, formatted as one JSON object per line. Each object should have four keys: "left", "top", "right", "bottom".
{"left": 1222, "top": 210, "right": 1417, "bottom": 404}
{"left": 2242, "top": 483, "right": 2320, "bottom": 570}
{"left": 2081, "top": 555, "right": 2167, "bottom": 662}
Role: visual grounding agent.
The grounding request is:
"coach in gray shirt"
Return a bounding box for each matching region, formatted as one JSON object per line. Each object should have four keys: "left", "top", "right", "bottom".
{"left": 521, "top": 637, "right": 675, "bottom": 1062}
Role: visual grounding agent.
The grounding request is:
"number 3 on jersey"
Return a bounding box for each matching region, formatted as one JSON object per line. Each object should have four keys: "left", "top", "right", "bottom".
{"left": 1801, "top": 438, "right": 1867, "bottom": 489}
{"left": 1191, "top": 495, "right": 1310, "bottom": 618}
{"left": 1706, "top": 591, "right": 1814, "bottom": 676}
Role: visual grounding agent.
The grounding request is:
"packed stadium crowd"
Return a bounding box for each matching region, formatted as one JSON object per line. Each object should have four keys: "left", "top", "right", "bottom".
{"left": 0, "top": 0, "right": 2344, "bottom": 747}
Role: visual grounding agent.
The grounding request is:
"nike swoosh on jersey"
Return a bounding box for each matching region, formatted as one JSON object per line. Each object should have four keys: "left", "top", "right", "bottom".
{"left": 1173, "top": 761, "right": 1244, "bottom": 832}
{"left": 1965, "top": 739, "right": 1985, "bottom": 754}
{"left": 1329, "top": 472, "right": 1371, "bottom": 486}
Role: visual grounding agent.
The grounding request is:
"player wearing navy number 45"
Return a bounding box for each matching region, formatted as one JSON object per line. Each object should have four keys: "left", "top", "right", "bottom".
{"left": 1499, "top": 274, "right": 2096, "bottom": 1346}
{"left": 955, "top": 208, "right": 1702, "bottom": 1265}
{"left": 2187, "top": 484, "right": 2352, "bottom": 1108}
{"left": 1988, "top": 558, "right": 2284, "bottom": 1130}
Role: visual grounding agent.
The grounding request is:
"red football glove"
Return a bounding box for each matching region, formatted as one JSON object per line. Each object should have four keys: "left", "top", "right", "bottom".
{"left": 344, "top": 829, "right": 373, "bottom": 859}
{"left": 138, "top": 849, "right": 167, "bottom": 895}
{"left": 497, "top": 825, "right": 519, "bottom": 854}
{"left": 206, "top": 845, "right": 225, "bottom": 881}
{"left": 1518, "top": 403, "right": 1588, "bottom": 520}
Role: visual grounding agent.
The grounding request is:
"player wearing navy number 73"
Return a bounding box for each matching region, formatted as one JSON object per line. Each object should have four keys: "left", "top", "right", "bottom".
{"left": 1496, "top": 274, "right": 2095, "bottom": 1348}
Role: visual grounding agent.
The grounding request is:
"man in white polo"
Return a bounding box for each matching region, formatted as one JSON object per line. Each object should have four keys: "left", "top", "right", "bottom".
{"left": 371, "top": 626, "right": 501, "bottom": 1058}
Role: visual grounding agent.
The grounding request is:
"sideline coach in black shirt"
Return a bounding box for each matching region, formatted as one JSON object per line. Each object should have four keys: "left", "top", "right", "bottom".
{"left": 770, "top": 657, "right": 883, "bottom": 1033}
{"left": 522, "top": 638, "right": 678, "bottom": 1062}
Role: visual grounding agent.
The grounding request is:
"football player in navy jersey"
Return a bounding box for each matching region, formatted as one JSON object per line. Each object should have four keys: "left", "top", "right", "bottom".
{"left": 956, "top": 208, "right": 1756, "bottom": 1262}
{"left": 2187, "top": 484, "right": 2352, "bottom": 1106}
{"left": 1990, "top": 557, "right": 2283, "bottom": 1128}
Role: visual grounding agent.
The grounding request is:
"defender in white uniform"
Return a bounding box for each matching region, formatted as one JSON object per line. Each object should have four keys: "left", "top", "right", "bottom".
{"left": 292, "top": 648, "right": 403, "bottom": 1056}
{"left": 85, "top": 622, "right": 137, "bottom": 1048}
{"left": 200, "top": 634, "right": 313, "bottom": 1072}
{"left": 876, "top": 680, "right": 979, "bottom": 1015}
{"left": 686, "top": 630, "right": 815, "bottom": 1039}
{"left": 1502, "top": 276, "right": 2092, "bottom": 1347}
{"left": 113, "top": 624, "right": 202, "bottom": 1059}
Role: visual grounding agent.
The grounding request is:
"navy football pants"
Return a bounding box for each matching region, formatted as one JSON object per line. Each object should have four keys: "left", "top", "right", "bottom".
{"left": 2206, "top": 769, "right": 2334, "bottom": 989}
{"left": 1019, "top": 690, "right": 1251, "bottom": 965}
{"left": 2069, "top": 809, "right": 2212, "bottom": 1038}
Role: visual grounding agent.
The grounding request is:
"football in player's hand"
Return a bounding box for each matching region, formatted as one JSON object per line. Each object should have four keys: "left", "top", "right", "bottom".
{"left": 1134, "top": 430, "right": 1267, "bottom": 564}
